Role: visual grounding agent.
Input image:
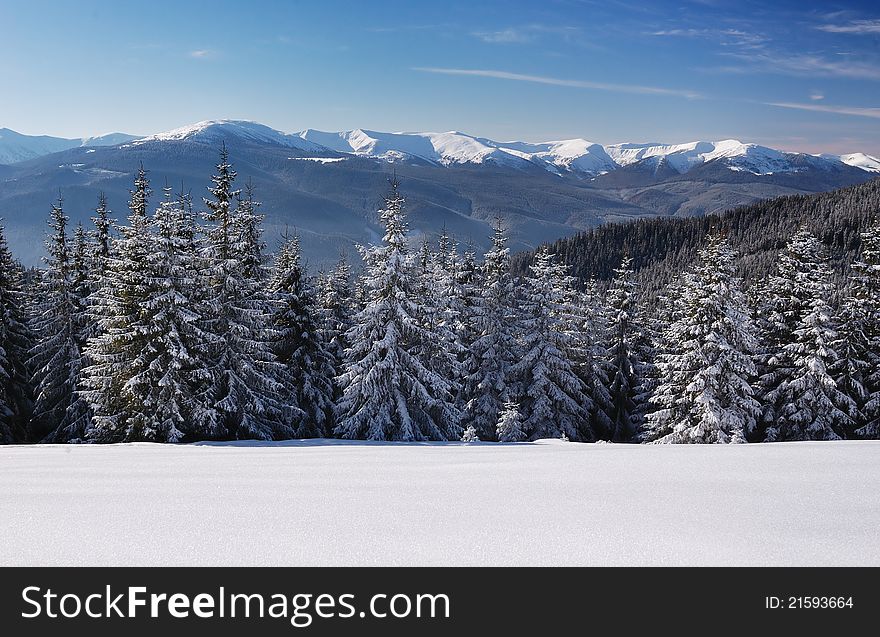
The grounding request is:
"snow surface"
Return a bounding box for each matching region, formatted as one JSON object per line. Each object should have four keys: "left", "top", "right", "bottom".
{"left": 1, "top": 439, "right": 877, "bottom": 566}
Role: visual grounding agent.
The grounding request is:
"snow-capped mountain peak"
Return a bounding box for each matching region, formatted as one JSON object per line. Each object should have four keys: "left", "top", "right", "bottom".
{"left": 133, "top": 119, "right": 327, "bottom": 152}
{"left": 2, "top": 121, "right": 879, "bottom": 178}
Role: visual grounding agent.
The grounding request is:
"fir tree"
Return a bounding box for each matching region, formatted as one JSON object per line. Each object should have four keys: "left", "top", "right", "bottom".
{"left": 644, "top": 234, "right": 759, "bottom": 444}
{"left": 460, "top": 424, "right": 479, "bottom": 442}
{"left": 83, "top": 186, "right": 216, "bottom": 442}
{"left": 201, "top": 149, "right": 285, "bottom": 440}
{"left": 760, "top": 230, "right": 852, "bottom": 441}
{"left": 28, "top": 196, "right": 90, "bottom": 441}
{"left": 270, "top": 234, "right": 332, "bottom": 438}
{"left": 335, "top": 178, "right": 460, "bottom": 441}
{"left": 851, "top": 216, "right": 880, "bottom": 439}
{"left": 495, "top": 401, "right": 526, "bottom": 442}
{"left": 316, "top": 255, "right": 352, "bottom": 399}
{"left": 514, "top": 247, "right": 591, "bottom": 441}
{"left": 91, "top": 191, "right": 115, "bottom": 270}
{"left": 0, "top": 222, "right": 33, "bottom": 442}
{"left": 604, "top": 257, "right": 651, "bottom": 442}
{"left": 81, "top": 168, "right": 156, "bottom": 441}
{"left": 460, "top": 221, "right": 520, "bottom": 440}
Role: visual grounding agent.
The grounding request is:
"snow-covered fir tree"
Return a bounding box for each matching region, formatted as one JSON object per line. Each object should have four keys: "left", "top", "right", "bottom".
{"left": 0, "top": 223, "right": 33, "bottom": 442}
{"left": 643, "top": 234, "right": 759, "bottom": 444}
{"left": 270, "top": 234, "right": 333, "bottom": 438}
{"left": 460, "top": 423, "right": 479, "bottom": 442}
{"left": 495, "top": 400, "right": 526, "bottom": 442}
{"left": 848, "top": 216, "right": 880, "bottom": 439}
{"left": 604, "top": 257, "right": 651, "bottom": 442}
{"left": 569, "top": 277, "right": 612, "bottom": 440}
{"left": 514, "top": 247, "right": 592, "bottom": 441}
{"left": 424, "top": 231, "right": 465, "bottom": 395}
{"left": 83, "top": 186, "right": 216, "bottom": 442}
{"left": 27, "top": 197, "right": 91, "bottom": 442}
{"left": 759, "top": 230, "right": 852, "bottom": 441}
{"left": 335, "top": 177, "right": 460, "bottom": 441}
{"left": 91, "top": 192, "right": 115, "bottom": 271}
{"left": 81, "top": 170, "right": 162, "bottom": 441}
{"left": 201, "top": 147, "right": 286, "bottom": 440}
{"left": 753, "top": 227, "right": 826, "bottom": 439}
{"left": 460, "top": 221, "right": 520, "bottom": 440}
{"left": 316, "top": 255, "right": 352, "bottom": 398}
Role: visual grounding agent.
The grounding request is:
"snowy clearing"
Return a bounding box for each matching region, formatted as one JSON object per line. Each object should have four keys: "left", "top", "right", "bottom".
{"left": 1, "top": 440, "right": 878, "bottom": 567}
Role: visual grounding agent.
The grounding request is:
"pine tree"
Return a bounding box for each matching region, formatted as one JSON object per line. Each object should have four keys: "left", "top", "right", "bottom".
{"left": 643, "top": 234, "right": 759, "bottom": 444}
{"left": 28, "top": 196, "right": 90, "bottom": 441}
{"left": 201, "top": 149, "right": 285, "bottom": 440}
{"left": 270, "top": 234, "right": 332, "bottom": 438}
{"left": 514, "top": 247, "right": 591, "bottom": 441}
{"left": 604, "top": 257, "right": 651, "bottom": 442}
{"left": 760, "top": 230, "right": 852, "bottom": 441}
{"left": 851, "top": 216, "right": 880, "bottom": 439}
{"left": 496, "top": 401, "right": 526, "bottom": 442}
{"left": 0, "top": 222, "right": 33, "bottom": 442}
{"left": 460, "top": 221, "right": 520, "bottom": 440}
{"left": 335, "top": 178, "right": 460, "bottom": 441}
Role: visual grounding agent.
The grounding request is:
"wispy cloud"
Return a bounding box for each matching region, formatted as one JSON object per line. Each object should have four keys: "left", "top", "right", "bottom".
{"left": 650, "top": 27, "right": 766, "bottom": 49}
{"left": 189, "top": 49, "right": 217, "bottom": 59}
{"left": 817, "top": 19, "right": 880, "bottom": 34}
{"left": 472, "top": 24, "right": 583, "bottom": 45}
{"left": 474, "top": 28, "right": 534, "bottom": 44}
{"left": 412, "top": 67, "right": 701, "bottom": 98}
{"left": 765, "top": 101, "right": 880, "bottom": 120}
{"left": 711, "top": 51, "right": 880, "bottom": 81}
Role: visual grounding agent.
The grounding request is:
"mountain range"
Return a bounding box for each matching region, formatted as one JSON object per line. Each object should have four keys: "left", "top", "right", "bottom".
{"left": 1, "top": 119, "right": 878, "bottom": 266}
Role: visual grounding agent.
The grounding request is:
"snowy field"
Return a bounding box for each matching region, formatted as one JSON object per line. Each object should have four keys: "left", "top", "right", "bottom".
{"left": 1, "top": 440, "right": 878, "bottom": 567}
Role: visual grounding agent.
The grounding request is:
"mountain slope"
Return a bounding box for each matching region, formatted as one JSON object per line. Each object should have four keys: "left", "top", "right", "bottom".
{"left": 0, "top": 128, "right": 139, "bottom": 164}
{"left": 1, "top": 119, "right": 877, "bottom": 267}
{"left": 512, "top": 177, "right": 880, "bottom": 303}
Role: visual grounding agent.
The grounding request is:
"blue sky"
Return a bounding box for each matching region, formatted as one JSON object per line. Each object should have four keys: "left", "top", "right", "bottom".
{"left": 2, "top": 0, "right": 879, "bottom": 154}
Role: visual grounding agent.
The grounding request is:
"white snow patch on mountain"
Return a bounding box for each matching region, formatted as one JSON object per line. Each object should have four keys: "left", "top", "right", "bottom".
{"left": 2, "top": 439, "right": 878, "bottom": 567}
{"left": 80, "top": 132, "right": 139, "bottom": 147}
{"left": 288, "top": 157, "right": 347, "bottom": 163}
{"left": 837, "top": 152, "right": 880, "bottom": 173}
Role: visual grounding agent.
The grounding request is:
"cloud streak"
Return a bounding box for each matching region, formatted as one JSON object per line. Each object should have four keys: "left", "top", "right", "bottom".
{"left": 412, "top": 67, "right": 701, "bottom": 98}
{"left": 712, "top": 51, "right": 880, "bottom": 81}
{"left": 189, "top": 49, "right": 217, "bottom": 59}
{"left": 765, "top": 101, "right": 880, "bottom": 120}
{"left": 472, "top": 24, "right": 584, "bottom": 45}
{"left": 817, "top": 19, "right": 880, "bottom": 34}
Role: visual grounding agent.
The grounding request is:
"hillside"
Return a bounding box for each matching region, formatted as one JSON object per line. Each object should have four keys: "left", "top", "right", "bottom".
{"left": 513, "top": 177, "right": 880, "bottom": 302}
{"left": 0, "top": 120, "right": 877, "bottom": 267}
